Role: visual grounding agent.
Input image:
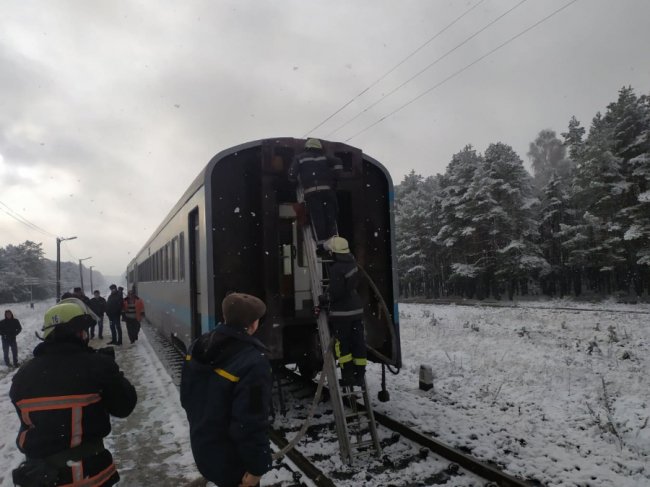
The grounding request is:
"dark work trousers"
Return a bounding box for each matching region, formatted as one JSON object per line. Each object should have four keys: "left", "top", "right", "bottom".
{"left": 90, "top": 316, "right": 104, "bottom": 339}
{"left": 332, "top": 319, "right": 367, "bottom": 382}
{"left": 2, "top": 336, "right": 18, "bottom": 366}
{"left": 125, "top": 319, "right": 141, "bottom": 344}
{"left": 108, "top": 316, "right": 123, "bottom": 344}
{"left": 305, "top": 189, "right": 338, "bottom": 243}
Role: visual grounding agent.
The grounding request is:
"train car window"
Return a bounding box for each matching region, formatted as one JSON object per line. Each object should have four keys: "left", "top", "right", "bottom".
{"left": 165, "top": 244, "right": 170, "bottom": 281}
{"left": 179, "top": 232, "right": 185, "bottom": 281}
{"left": 334, "top": 151, "right": 354, "bottom": 172}
{"left": 272, "top": 146, "right": 294, "bottom": 173}
{"left": 171, "top": 237, "right": 178, "bottom": 281}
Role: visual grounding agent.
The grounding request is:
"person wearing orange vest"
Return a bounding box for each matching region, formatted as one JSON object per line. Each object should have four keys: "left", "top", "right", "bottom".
{"left": 122, "top": 288, "right": 145, "bottom": 344}
{"left": 9, "top": 298, "right": 137, "bottom": 486}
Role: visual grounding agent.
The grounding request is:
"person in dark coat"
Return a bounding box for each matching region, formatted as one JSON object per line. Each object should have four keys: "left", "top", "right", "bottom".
{"left": 288, "top": 138, "right": 343, "bottom": 243}
{"left": 89, "top": 290, "right": 107, "bottom": 340}
{"left": 321, "top": 236, "right": 367, "bottom": 387}
{"left": 181, "top": 293, "right": 271, "bottom": 487}
{"left": 0, "top": 309, "right": 22, "bottom": 367}
{"left": 9, "top": 298, "right": 137, "bottom": 487}
{"left": 105, "top": 285, "right": 123, "bottom": 345}
{"left": 73, "top": 287, "right": 92, "bottom": 306}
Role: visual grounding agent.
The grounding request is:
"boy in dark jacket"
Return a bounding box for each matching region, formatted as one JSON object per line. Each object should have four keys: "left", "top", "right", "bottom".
{"left": 0, "top": 309, "right": 22, "bottom": 367}
{"left": 181, "top": 293, "right": 271, "bottom": 487}
{"left": 322, "top": 236, "right": 367, "bottom": 387}
{"left": 9, "top": 298, "right": 137, "bottom": 487}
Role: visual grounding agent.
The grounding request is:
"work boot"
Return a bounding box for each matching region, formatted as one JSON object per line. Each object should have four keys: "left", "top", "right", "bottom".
{"left": 353, "top": 366, "right": 366, "bottom": 387}
{"left": 340, "top": 367, "right": 355, "bottom": 387}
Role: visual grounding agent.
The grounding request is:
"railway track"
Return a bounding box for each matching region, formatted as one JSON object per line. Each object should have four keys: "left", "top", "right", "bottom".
{"left": 406, "top": 298, "right": 650, "bottom": 315}
{"left": 144, "top": 322, "right": 536, "bottom": 486}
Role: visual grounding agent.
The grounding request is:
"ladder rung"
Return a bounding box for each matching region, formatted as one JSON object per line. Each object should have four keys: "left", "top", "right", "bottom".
{"left": 346, "top": 411, "right": 369, "bottom": 420}
{"left": 350, "top": 440, "right": 376, "bottom": 450}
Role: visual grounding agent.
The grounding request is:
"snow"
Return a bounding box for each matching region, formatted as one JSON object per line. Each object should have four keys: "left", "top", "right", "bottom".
{"left": 2, "top": 299, "right": 649, "bottom": 486}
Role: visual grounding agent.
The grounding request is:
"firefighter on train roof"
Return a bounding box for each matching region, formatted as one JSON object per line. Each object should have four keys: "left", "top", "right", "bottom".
{"left": 9, "top": 298, "right": 137, "bottom": 487}
{"left": 288, "top": 138, "right": 343, "bottom": 244}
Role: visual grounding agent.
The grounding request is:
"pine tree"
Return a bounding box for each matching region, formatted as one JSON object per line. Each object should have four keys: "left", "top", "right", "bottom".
{"left": 527, "top": 129, "right": 573, "bottom": 193}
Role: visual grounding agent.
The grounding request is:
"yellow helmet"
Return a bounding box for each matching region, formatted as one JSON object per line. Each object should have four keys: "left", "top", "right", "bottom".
{"left": 324, "top": 236, "right": 350, "bottom": 254}
{"left": 305, "top": 138, "right": 323, "bottom": 150}
{"left": 42, "top": 298, "right": 95, "bottom": 339}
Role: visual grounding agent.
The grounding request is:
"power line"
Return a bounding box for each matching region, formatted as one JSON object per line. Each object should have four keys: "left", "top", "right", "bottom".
{"left": 0, "top": 200, "right": 57, "bottom": 239}
{"left": 302, "top": 0, "right": 487, "bottom": 137}
{"left": 344, "top": 0, "right": 579, "bottom": 142}
{"left": 328, "top": 0, "right": 529, "bottom": 138}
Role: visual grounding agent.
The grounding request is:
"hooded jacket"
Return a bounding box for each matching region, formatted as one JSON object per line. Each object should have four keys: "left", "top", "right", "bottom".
{"left": 9, "top": 337, "right": 137, "bottom": 486}
{"left": 0, "top": 317, "right": 22, "bottom": 339}
{"left": 180, "top": 323, "right": 272, "bottom": 487}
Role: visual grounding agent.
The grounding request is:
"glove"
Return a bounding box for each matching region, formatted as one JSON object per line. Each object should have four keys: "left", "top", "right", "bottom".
{"left": 312, "top": 306, "right": 321, "bottom": 317}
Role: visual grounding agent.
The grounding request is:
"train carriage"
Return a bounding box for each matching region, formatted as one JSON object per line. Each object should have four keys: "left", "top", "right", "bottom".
{"left": 126, "top": 137, "right": 400, "bottom": 373}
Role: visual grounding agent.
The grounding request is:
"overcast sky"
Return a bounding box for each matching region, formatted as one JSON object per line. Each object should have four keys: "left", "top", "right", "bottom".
{"left": 1, "top": 0, "right": 649, "bottom": 277}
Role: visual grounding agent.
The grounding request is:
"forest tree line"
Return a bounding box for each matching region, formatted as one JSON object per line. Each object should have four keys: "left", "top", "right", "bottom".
{"left": 0, "top": 241, "right": 106, "bottom": 303}
{"left": 395, "top": 86, "right": 650, "bottom": 300}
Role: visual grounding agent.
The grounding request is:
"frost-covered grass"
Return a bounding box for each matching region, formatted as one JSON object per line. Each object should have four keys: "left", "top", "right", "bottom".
{"left": 368, "top": 302, "right": 650, "bottom": 486}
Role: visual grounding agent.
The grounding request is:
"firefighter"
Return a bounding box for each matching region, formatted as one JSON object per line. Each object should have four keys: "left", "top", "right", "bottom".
{"left": 288, "top": 138, "right": 343, "bottom": 243}
{"left": 320, "top": 236, "right": 367, "bottom": 387}
{"left": 181, "top": 293, "right": 272, "bottom": 487}
{"left": 9, "top": 298, "right": 137, "bottom": 487}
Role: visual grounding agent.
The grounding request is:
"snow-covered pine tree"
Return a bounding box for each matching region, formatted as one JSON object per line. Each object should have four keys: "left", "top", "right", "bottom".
{"left": 480, "top": 142, "right": 545, "bottom": 299}
{"left": 434, "top": 146, "right": 484, "bottom": 298}
{"left": 527, "top": 129, "right": 573, "bottom": 194}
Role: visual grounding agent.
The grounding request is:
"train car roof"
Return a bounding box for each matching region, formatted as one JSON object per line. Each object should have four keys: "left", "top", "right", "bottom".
{"left": 126, "top": 137, "right": 393, "bottom": 269}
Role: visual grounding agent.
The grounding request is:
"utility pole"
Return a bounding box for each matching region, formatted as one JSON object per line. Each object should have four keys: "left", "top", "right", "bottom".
{"left": 79, "top": 257, "right": 92, "bottom": 295}
{"left": 89, "top": 266, "right": 94, "bottom": 294}
{"left": 56, "top": 236, "right": 77, "bottom": 302}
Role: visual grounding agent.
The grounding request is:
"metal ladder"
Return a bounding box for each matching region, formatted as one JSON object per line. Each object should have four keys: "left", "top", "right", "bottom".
{"left": 296, "top": 187, "right": 381, "bottom": 465}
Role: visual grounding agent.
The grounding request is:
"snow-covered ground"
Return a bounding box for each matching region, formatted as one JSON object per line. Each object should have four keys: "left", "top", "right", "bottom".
{"left": 372, "top": 301, "right": 650, "bottom": 486}
{"left": 1, "top": 299, "right": 648, "bottom": 486}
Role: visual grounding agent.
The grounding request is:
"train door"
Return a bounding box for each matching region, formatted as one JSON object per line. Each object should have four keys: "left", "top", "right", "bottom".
{"left": 278, "top": 203, "right": 311, "bottom": 317}
{"left": 188, "top": 208, "right": 202, "bottom": 339}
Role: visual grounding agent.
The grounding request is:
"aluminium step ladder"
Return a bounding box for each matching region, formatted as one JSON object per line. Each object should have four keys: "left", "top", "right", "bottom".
{"left": 296, "top": 186, "right": 381, "bottom": 465}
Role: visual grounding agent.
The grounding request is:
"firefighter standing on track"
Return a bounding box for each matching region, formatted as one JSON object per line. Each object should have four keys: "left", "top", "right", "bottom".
{"left": 320, "top": 236, "right": 367, "bottom": 387}
{"left": 288, "top": 138, "right": 343, "bottom": 244}
{"left": 9, "top": 298, "right": 137, "bottom": 487}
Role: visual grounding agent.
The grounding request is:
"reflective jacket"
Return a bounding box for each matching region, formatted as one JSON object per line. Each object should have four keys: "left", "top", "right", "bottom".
{"left": 288, "top": 148, "right": 342, "bottom": 190}
{"left": 122, "top": 296, "right": 144, "bottom": 321}
{"left": 9, "top": 338, "right": 137, "bottom": 486}
{"left": 327, "top": 252, "right": 364, "bottom": 322}
{"left": 181, "top": 323, "right": 272, "bottom": 487}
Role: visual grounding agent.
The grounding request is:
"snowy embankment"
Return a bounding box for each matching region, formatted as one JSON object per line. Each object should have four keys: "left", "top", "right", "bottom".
{"left": 368, "top": 301, "right": 650, "bottom": 486}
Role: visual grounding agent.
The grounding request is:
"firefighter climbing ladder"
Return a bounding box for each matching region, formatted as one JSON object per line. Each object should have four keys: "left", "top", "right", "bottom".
{"left": 296, "top": 187, "right": 381, "bottom": 466}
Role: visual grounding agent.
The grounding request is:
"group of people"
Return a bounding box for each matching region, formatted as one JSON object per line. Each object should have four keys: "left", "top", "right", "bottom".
{"left": 290, "top": 137, "right": 368, "bottom": 388}
{"left": 60, "top": 284, "right": 145, "bottom": 346}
